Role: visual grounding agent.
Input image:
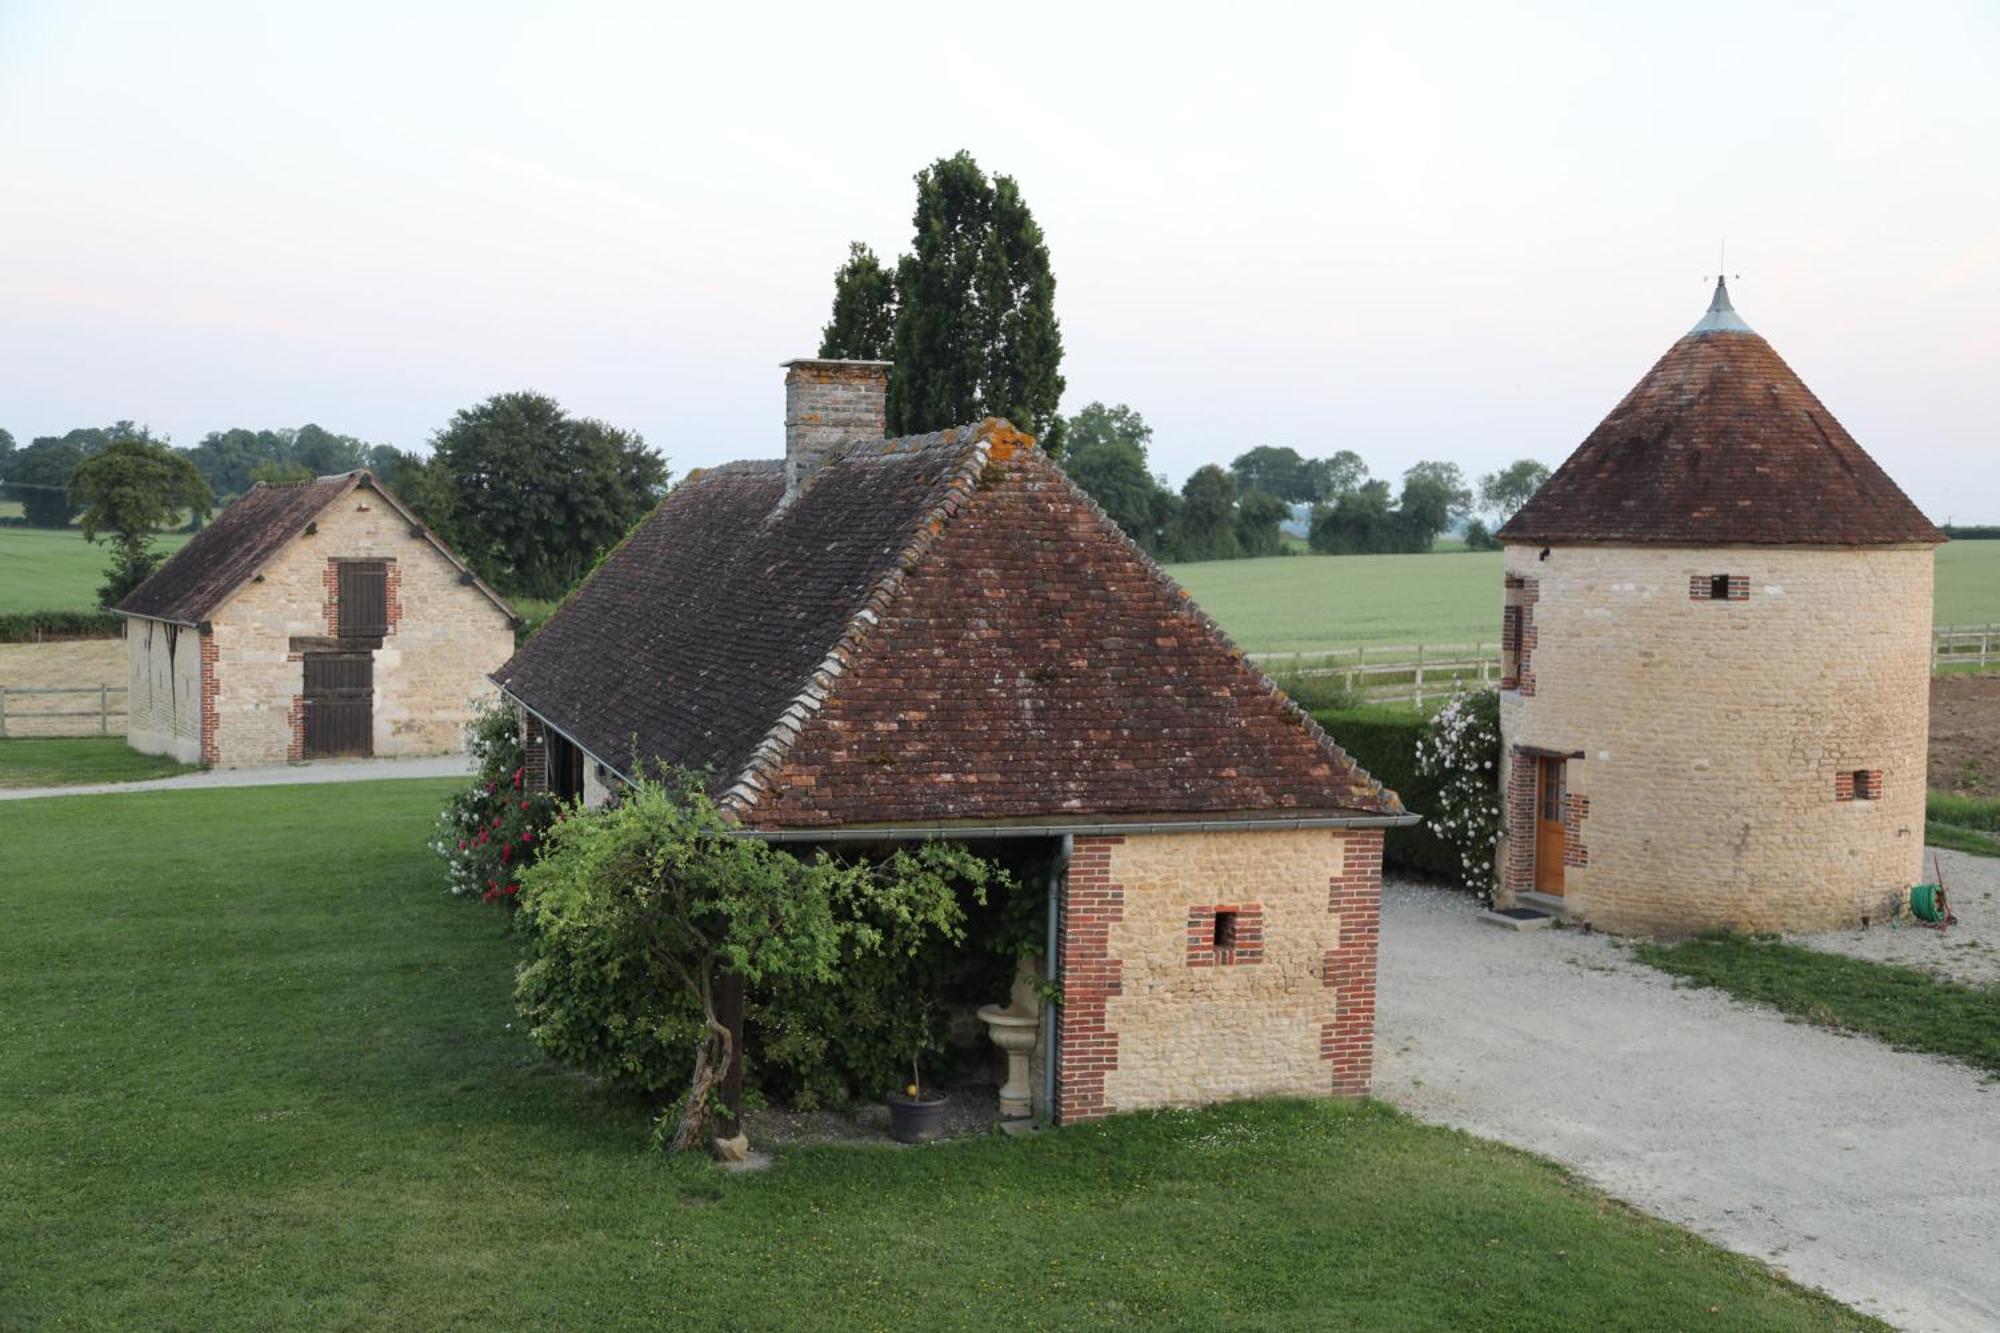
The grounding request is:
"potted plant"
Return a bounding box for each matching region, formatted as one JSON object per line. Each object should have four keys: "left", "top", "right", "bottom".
{"left": 886, "top": 1048, "right": 949, "bottom": 1144}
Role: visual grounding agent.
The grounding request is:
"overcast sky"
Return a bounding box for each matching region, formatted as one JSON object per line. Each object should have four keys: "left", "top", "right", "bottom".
{"left": 4, "top": 1, "right": 1996, "bottom": 520}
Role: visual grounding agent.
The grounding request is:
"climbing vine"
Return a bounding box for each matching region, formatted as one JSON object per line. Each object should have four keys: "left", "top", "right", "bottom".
{"left": 1413, "top": 687, "right": 1502, "bottom": 895}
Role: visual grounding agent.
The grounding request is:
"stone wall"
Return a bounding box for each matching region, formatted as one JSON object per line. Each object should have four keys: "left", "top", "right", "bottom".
{"left": 1057, "top": 826, "right": 1382, "bottom": 1122}
{"left": 124, "top": 618, "right": 203, "bottom": 764}
{"left": 1498, "top": 542, "right": 1934, "bottom": 933}
{"left": 207, "top": 487, "right": 515, "bottom": 767}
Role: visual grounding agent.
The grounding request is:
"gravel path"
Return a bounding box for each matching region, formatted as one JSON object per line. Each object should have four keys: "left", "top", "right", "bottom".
{"left": 0, "top": 753, "right": 473, "bottom": 801}
{"left": 1378, "top": 880, "right": 2000, "bottom": 1332}
{"left": 1788, "top": 847, "right": 2000, "bottom": 985}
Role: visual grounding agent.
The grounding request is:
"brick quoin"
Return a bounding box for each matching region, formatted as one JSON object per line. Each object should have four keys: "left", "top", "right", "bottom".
{"left": 521, "top": 714, "right": 550, "bottom": 793}
{"left": 323, "top": 560, "right": 340, "bottom": 635}
{"left": 1502, "top": 748, "right": 1539, "bottom": 898}
{"left": 1057, "top": 835, "right": 1125, "bottom": 1124}
{"left": 1502, "top": 575, "right": 1539, "bottom": 695}
{"left": 286, "top": 648, "right": 307, "bottom": 762}
{"left": 1321, "top": 828, "right": 1383, "bottom": 1098}
{"left": 198, "top": 630, "right": 221, "bottom": 768}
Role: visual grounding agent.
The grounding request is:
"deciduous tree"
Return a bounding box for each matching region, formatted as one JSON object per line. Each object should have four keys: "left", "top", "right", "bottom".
{"left": 67, "top": 437, "right": 212, "bottom": 605}
{"left": 423, "top": 391, "right": 668, "bottom": 600}
{"left": 1477, "top": 459, "right": 1551, "bottom": 522}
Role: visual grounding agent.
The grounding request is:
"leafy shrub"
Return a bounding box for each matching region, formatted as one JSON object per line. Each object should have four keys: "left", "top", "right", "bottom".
{"left": 430, "top": 700, "right": 561, "bottom": 901}
{"left": 1413, "top": 688, "right": 1502, "bottom": 893}
{"left": 1311, "top": 704, "right": 1457, "bottom": 880}
{"left": 513, "top": 770, "right": 1011, "bottom": 1148}
{"left": 0, "top": 610, "right": 123, "bottom": 643}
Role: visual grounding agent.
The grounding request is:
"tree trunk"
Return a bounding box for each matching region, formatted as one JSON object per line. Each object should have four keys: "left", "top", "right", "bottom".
{"left": 671, "top": 1011, "right": 733, "bottom": 1154}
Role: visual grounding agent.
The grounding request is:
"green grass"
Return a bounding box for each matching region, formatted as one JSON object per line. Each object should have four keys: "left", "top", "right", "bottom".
{"left": 1927, "top": 791, "right": 2000, "bottom": 857}
{"left": 1925, "top": 822, "right": 2000, "bottom": 857}
{"left": 1636, "top": 934, "right": 2000, "bottom": 1074}
{"left": 0, "top": 525, "right": 193, "bottom": 614}
{"left": 1166, "top": 541, "right": 2000, "bottom": 656}
{"left": 1935, "top": 541, "right": 2000, "bottom": 629}
{"left": 0, "top": 782, "right": 1876, "bottom": 1330}
{"left": 0, "top": 737, "right": 198, "bottom": 788}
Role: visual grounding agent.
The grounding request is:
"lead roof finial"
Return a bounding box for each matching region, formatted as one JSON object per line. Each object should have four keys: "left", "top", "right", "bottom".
{"left": 1689, "top": 272, "right": 1752, "bottom": 335}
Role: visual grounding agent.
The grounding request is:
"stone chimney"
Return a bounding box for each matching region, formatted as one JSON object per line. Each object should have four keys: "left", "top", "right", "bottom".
{"left": 783, "top": 358, "right": 890, "bottom": 497}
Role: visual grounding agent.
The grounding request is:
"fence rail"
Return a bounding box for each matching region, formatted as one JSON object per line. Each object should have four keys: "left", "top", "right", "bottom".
{"left": 1256, "top": 625, "right": 1997, "bottom": 706}
{"left": 1933, "top": 625, "right": 1998, "bottom": 670}
{"left": 0, "top": 685, "right": 127, "bottom": 737}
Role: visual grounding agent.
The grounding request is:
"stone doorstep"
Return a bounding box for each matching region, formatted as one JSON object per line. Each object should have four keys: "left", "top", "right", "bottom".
{"left": 1479, "top": 906, "right": 1556, "bottom": 932}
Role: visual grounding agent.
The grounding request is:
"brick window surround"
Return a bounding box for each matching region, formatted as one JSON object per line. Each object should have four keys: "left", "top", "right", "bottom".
{"left": 323, "top": 558, "right": 403, "bottom": 637}
{"left": 1501, "top": 575, "right": 1537, "bottom": 694}
{"left": 1185, "top": 903, "right": 1265, "bottom": 967}
{"left": 1836, "top": 769, "right": 1883, "bottom": 802}
{"left": 1691, "top": 573, "right": 1750, "bottom": 602}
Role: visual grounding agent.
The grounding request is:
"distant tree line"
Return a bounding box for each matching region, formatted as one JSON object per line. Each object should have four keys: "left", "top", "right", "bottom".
{"left": 1055, "top": 403, "right": 1550, "bottom": 564}
{"left": 0, "top": 396, "right": 669, "bottom": 606}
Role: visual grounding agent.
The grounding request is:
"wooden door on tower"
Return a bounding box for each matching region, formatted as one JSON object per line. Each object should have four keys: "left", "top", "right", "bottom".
{"left": 303, "top": 652, "right": 373, "bottom": 758}
{"left": 1534, "top": 756, "right": 1567, "bottom": 896}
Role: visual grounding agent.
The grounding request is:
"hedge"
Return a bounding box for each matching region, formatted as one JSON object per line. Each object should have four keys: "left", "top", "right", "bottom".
{"left": 1940, "top": 524, "right": 2000, "bottom": 540}
{"left": 0, "top": 610, "right": 124, "bottom": 643}
{"left": 1313, "top": 704, "right": 1457, "bottom": 880}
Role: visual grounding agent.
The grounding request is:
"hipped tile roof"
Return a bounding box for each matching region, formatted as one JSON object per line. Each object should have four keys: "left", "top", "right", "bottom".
{"left": 495, "top": 421, "right": 1401, "bottom": 829}
{"left": 1499, "top": 280, "right": 1944, "bottom": 548}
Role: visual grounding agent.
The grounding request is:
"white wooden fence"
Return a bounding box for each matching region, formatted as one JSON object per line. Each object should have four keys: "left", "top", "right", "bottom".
{"left": 1258, "top": 625, "right": 1998, "bottom": 706}
{"left": 0, "top": 685, "right": 127, "bottom": 737}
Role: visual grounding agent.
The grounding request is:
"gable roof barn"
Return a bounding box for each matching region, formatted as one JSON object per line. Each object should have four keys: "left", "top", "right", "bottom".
{"left": 495, "top": 417, "right": 1403, "bottom": 831}
{"left": 116, "top": 471, "right": 514, "bottom": 626}
{"left": 1498, "top": 278, "right": 1945, "bottom": 548}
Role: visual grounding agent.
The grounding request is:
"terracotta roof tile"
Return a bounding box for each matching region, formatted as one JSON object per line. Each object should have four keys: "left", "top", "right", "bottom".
{"left": 116, "top": 475, "right": 356, "bottom": 624}
{"left": 1500, "top": 283, "right": 1943, "bottom": 547}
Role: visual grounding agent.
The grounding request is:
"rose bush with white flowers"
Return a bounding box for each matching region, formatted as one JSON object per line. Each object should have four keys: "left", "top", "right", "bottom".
{"left": 1412, "top": 687, "right": 1502, "bottom": 895}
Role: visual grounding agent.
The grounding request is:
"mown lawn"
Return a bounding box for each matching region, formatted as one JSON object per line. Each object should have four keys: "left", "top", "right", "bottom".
{"left": 0, "top": 736, "right": 197, "bottom": 788}
{"left": 0, "top": 525, "right": 193, "bottom": 614}
{"left": 1928, "top": 790, "right": 2000, "bottom": 858}
{"left": 0, "top": 782, "right": 1878, "bottom": 1330}
{"left": 1636, "top": 934, "right": 2000, "bottom": 1074}
{"left": 1164, "top": 540, "right": 2000, "bottom": 656}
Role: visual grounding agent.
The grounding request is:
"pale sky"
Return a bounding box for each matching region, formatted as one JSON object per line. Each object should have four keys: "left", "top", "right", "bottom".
{"left": 4, "top": 1, "right": 1996, "bottom": 521}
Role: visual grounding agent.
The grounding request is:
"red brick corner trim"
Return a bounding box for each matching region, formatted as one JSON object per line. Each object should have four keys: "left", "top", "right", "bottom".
{"left": 198, "top": 629, "right": 221, "bottom": 768}
{"left": 1502, "top": 574, "right": 1538, "bottom": 694}
{"left": 1322, "top": 829, "right": 1382, "bottom": 1098}
{"left": 1057, "top": 835, "right": 1124, "bottom": 1124}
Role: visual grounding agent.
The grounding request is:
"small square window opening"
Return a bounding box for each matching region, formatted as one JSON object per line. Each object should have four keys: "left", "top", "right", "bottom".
{"left": 1709, "top": 574, "right": 1731, "bottom": 601}
{"left": 1212, "top": 909, "right": 1239, "bottom": 953}
{"left": 1852, "top": 770, "right": 1878, "bottom": 801}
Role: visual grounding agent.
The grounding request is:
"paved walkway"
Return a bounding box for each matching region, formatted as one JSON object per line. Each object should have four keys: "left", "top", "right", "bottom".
{"left": 1378, "top": 881, "right": 2000, "bottom": 1333}
{"left": 0, "top": 754, "right": 473, "bottom": 801}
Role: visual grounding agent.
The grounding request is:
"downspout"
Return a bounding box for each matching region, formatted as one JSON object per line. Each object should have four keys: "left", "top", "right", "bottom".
{"left": 1043, "top": 833, "right": 1072, "bottom": 1126}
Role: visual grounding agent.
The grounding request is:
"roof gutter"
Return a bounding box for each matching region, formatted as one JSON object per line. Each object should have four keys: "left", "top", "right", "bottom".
{"left": 745, "top": 812, "right": 1420, "bottom": 842}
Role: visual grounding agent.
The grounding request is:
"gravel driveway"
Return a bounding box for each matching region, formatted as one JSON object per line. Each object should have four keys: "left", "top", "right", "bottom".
{"left": 1377, "top": 880, "right": 2000, "bottom": 1332}
{"left": 1788, "top": 847, "right": 2000, "bottom": 985}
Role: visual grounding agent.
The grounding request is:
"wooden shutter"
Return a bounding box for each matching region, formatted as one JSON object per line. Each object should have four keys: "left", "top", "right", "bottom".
{"left": 338, "top": 562, "right": 388, "bottom": 638}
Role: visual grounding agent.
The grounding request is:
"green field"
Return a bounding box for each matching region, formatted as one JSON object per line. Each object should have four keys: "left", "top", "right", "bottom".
{"left": 0, "top": 781, "right": 1876, "bottom": 1329}
{"left": 0, "top": 526, "right": 193, "bottom": 614}
{"left": 1167, "top": 541, "right": 2000, "bottom": 655}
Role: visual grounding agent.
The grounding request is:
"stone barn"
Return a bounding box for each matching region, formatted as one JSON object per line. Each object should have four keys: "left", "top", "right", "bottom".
{"left": 493, "top": 358, "right": 1415, "bottom": 1122}
{"left": 116, "top": 471, "right": 517, "bottom": 768}
{"left": 1494, "top": 280, "right": 1946, "bottom": 934}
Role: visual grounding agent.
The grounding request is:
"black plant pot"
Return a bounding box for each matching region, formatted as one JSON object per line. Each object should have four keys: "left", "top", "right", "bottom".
{"left": 886, "top": 1090, "right": 949, "bottom": 1144}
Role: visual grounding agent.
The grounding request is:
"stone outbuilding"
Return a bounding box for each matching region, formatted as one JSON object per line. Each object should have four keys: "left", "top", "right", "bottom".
{"left": 1494, "top": 280, "right": 1946, "bottom": 934}
{"left": 116, "top": 471, "right": 517, "bottom": 768}
{"left": 494, "top": 359, "right": 1415, "bottom": 1122}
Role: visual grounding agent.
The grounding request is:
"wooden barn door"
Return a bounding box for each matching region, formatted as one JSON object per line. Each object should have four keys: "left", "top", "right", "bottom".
{"left": 1534, "top": 756, "right": 1567, "bottom": 896}
{"left": 303, "top": 653, "right": 373, "bottom": 758}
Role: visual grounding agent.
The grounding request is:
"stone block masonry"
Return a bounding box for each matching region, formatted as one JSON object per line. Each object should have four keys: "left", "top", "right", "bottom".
{"left": 1500, "top": 542, "right": 1932, "bottom": 933}
{"left": 1057, "top": 827, "right": 1383, "bottom": 1122}
{"left": 200, "top": 490, "right": 515, "bottom": 767}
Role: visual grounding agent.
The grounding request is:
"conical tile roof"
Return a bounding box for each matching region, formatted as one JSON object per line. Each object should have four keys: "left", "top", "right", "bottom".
{"left": 1498, "top": 279, "right": 1943, "bottom": 546}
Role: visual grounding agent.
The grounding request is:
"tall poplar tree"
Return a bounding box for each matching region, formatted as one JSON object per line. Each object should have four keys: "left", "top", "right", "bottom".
{"left": 816, "top": 243, "right": 898, "bottom": 360}
{"left": 819, "top": 152, "right": 1066, "bottom": 453}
